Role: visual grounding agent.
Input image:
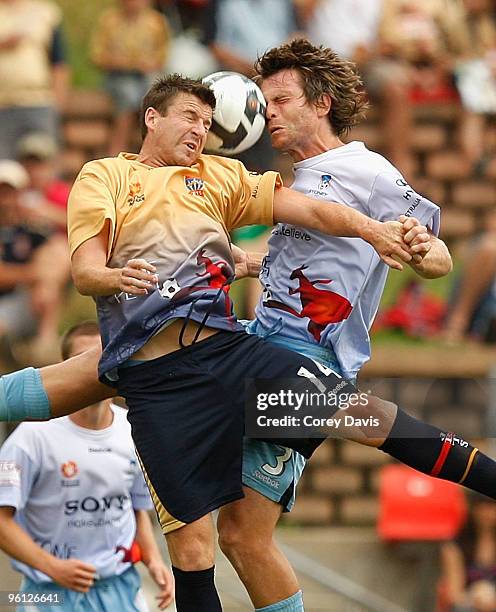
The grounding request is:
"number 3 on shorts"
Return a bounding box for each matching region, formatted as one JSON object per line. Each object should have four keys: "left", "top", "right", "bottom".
{"left": 262, "top": 447, "right": 293, "bottom": 476}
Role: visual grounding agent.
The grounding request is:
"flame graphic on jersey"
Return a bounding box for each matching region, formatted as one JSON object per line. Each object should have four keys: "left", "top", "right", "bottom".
{"left": 263, "top": 265, "right": 352, "bottom": 341}
{"left": 196, "top": 249, "right": 232, "bottom": 316}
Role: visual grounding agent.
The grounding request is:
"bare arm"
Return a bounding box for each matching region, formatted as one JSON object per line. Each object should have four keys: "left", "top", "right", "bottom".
{"left": 134, "top": 510, "right": 174, "bottom": 610}
{"left": 71, "top": 222, "right": 158, "bottom": 297}
{"left": 0, "top": 506, "right": 96, "bottom": 592}
{"left": 273, "top": 186, "right": 413, "bottom": 270}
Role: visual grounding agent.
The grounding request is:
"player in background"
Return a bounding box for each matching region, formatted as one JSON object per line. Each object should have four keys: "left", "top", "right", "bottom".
{"left": 0, "top": 322, "right": 174, "bottom": 612}
{"left": 216, "top": 39, "right": 452, "bottom": 612}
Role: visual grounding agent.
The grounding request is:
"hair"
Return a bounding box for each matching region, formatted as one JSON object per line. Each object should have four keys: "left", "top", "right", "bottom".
{"left": 255, "top": 38, "right": 368, "bottom": 137}
{"left": 60, "top": 321, "right": 100, "bottom": 360}
{"left": 140, "top": 74, "right": 216, "bottom": 139}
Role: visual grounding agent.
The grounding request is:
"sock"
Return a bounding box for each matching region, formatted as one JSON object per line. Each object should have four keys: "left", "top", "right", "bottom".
{"left": 380, "top": 408, "right": 496, "bottom": 499}
{"left": 0, "top": 368, "right": 50, "bottom": 421}
{"left": 256, "top": 590, "right": 304, "bottom": 611}
{"left": 172, "top": 566, "right": 222, "bottom": 612}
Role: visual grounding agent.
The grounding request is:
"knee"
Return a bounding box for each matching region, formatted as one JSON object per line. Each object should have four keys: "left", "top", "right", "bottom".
{"left": 218, "top": 518, "right": 265, "bottom": 562}
{"left": 167, "top": 529, "right": 215, "bottom": 570}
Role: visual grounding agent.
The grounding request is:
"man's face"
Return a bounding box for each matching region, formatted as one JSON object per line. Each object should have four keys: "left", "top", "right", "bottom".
{"left": 261, "top": 69, "right": 322, "bottom": 161}
{"left": 147, "top": 93, "right": 213, "bottom": 167}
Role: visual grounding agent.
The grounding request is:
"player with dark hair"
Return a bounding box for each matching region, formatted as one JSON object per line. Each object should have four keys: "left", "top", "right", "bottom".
{"left": 0, "top": 73, "right": 491, "bottom": 612}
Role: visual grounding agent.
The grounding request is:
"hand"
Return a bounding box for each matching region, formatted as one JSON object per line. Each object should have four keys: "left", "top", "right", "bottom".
{"left": 366, "top": 220, "right": 413, "bottom": 271}
{"left": 399, "top": 215, "right": 431, "bottom": 264}
{"left": 118, "top": 259, "right": 158, "bottom": 295}
{"left": 232, "top": 245, "right": 263, "bottom": 279}
{"left": 147, "top": 560, "right": 175, "bottom": 610}
{"left": 47, "top": 557, "right": 97, "bottom": 593}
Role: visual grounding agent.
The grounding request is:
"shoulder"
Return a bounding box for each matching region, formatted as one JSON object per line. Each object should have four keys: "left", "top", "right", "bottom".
{"left": 77, "top": 157, "right": 127, "bottom": 182}
{"left": 33, "top": 0, "right": 62, "bottom": 26}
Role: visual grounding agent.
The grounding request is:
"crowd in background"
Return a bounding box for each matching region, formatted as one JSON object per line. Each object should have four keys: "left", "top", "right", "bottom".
{"left": 0, "top": 0, "right": 495, "bottom": 368}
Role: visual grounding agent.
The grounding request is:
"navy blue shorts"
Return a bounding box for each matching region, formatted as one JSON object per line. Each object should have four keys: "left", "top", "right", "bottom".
{"left": 117, "top": 330, "right": 349, "bottom": 528}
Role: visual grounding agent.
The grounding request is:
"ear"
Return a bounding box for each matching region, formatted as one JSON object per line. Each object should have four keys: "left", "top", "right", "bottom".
{"left": 144, "top": 107, "right": 159, "bottom": 132}
{"left": 315, "top": 93, "right": 332, "bottom": 118}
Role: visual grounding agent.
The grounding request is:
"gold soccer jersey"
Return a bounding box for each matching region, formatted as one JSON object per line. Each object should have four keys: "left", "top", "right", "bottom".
{"left": 68, "top": 153, "right": 279, "bottom": 379}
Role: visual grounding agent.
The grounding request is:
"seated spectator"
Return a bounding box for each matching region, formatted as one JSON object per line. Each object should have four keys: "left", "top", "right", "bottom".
{"left": 0, "top": 0, "right": 69, "bottom": 159}
{"left": 302, "top": 0, "right": 415, "bottom": 177}
{"left": 443, "top": 217, "right": 496, "bottom": 344}
{"left": 90, "top": 0, "right": 171, "bottom": 155}
{"left": 452, "top": 0, "right": 496, "bottom": 174}
{"left": 17, "top": 132, "right": 70, "bottom": 233}
{"left": 0, "top": 160, "right": 70, "bottom": 365}
{"left": 440, "top": 495, "right": 496, "bottom": 612}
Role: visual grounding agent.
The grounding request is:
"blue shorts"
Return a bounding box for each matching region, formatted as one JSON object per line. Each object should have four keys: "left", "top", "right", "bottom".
{"left": 17, "top": 566, "right": 147, "bottom": 612}
{"left": 242, "top": 319, "right": 351, "bottom": 512}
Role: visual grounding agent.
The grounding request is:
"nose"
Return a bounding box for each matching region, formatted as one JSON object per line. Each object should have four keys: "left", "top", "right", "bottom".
{"left": 191, "top": 119, "right": 208, "bottom": 138}
{"left": 265, "top": 101, "right": 277, "bottom": 120}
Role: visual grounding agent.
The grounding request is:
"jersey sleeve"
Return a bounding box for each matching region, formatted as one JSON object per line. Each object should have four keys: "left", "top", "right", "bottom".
{"left": 367, "top": 172, "right": 441, "bottom": 236}
{"left": 0, "top": 428, "right": 39, "bottom": 512}
{"left": 67, "top": 161, "right": 117, "bottom": 259}
{"left": 130, "top": 455, "right": 153, "bottom": 511}
{"left": 223, "top": 161, "right": 280, "bottom": 230}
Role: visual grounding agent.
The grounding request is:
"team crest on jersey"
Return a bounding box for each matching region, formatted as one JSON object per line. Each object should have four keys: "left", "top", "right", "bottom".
{"left": 184, "top": 176, "right": 205, "bottom": 196}
{"left": 318, "top": 174, "right": 332, "bottom": 191}
{"left": 61, "top": 461, "right": 78, "bottom": 478}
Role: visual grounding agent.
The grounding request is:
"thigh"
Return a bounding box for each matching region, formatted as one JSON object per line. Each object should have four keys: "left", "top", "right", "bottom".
{"left": 218, "top": 484, "right": 284, "bottom": 538}
{"left": 117, "top": 348, "right": 245, "bottom": 526}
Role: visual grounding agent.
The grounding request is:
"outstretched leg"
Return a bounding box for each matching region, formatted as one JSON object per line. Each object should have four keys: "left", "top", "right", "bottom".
{"left": 0, "top": 346, "right": 112, "bottom": 421}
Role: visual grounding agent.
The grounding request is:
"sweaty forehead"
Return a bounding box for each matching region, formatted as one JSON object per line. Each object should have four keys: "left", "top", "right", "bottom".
{"left": 171, "top": 93, "right": 213, "bottom": 119}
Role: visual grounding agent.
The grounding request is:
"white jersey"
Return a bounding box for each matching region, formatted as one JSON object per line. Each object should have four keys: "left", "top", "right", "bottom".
{"left": 255, "top": 142, "right": 441, "bottom": 378}
{"left": 0, "top": 405, "right": 152, "bottom": 583}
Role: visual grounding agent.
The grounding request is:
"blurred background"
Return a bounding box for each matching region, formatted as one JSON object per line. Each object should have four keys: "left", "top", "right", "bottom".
{"left": 0, "top": 0, "right": 496, "bottom": 610}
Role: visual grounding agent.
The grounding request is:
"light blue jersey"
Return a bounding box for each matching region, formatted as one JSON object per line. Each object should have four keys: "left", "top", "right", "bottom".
{"left": 255, "top": 141, "right": 441, "bottom": 378}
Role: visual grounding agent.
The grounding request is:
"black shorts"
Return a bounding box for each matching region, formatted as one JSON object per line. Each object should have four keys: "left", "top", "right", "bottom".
{"left": 117, "top": 330, "right": 349, "bottom": 529}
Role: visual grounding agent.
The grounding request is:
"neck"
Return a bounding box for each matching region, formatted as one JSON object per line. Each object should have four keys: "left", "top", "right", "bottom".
{"left": 69, "top": 401, "right": 114, "bottom": 430}
{"left": 136, "top": 143, "right": 165, "bottom": 168}
{"left": 289, "top": 130, "right": 344, "bottom": 162}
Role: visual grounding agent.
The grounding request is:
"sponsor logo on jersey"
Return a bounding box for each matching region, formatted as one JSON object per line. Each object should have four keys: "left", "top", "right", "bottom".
{"left": 61, "top": 461, "right": 78, "bottom": 478}
{"left": 88, "top": 447, "right": 112, "bottom": 453}
{"left": 272, "top": 225, "right": 311, "bottom": 241}
{"left": 184, "top": 176, "right": 205, "bottom": 196}
{"left": 0, "top": 461, "right": 20, "bottom": 486}
{"left": 64, "top": 494, "right": 129, "bottom": 515}
{"left": 395, "top": 178, "right": 422, "bottom": 216}
{"left": 127, "top": 179, "right": 144, "bottom": 207}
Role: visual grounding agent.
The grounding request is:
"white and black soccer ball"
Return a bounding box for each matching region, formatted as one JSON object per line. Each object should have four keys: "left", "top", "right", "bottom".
{"left": 202, "top": 71, "right": 266, "bottom": 156}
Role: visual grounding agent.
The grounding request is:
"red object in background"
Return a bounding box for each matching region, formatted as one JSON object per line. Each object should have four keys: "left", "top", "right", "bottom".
{"left": 374, "top": 280, "right": 447, "bottom": 338}
{"left": 377, "top": 464, "right": 467, "bottom": 541}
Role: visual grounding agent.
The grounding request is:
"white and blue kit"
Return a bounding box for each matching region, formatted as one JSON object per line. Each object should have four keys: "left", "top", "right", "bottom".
{"left": 242, "top": 141, "right": 441, "bottom": 509}
{"left": 0, "top": 405, "right": 153, "bottom": 612}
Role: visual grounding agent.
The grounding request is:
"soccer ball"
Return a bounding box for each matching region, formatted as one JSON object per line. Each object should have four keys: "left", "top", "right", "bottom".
{"left": 202, "top": 71, "right": 266, "bottom": 155}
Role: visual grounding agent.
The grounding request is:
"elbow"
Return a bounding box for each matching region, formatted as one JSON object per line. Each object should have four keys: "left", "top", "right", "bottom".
{"left": 71, "top": 271, "right": 92, "bottom": 296}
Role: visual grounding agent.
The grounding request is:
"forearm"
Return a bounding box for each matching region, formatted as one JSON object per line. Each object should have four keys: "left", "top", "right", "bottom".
{"left": 409, "top": 237, "right": 452, "bottom": 279}
{"left": 0, "top": 262, "right": 35, "bottom": 291}
{"left": 134, "top": 510, "right": 162, "bottom": 566}
{"left": 273, "top": 186, "right": 377, "bottom": 241}
{"left": 72, "top": 262, "right": 121, "bottom": 296}
{"left": 51, "top": 64, "right": 70, "bottom": 108}
{"left": 0, "top": 511, "right": 58, "bottom": 578}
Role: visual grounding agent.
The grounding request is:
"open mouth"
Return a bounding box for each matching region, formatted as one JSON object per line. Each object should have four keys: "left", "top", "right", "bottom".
{"left": 185, "top": 143, "right": 197, "bottom": 151}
